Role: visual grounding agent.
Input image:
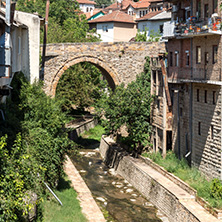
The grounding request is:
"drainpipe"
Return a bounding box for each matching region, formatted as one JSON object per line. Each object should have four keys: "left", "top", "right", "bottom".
{"left": 189, "top": 37, "right": 193, "bottom": 165}
{"left": 177, "top": 90, "right": 181, "bottom": 160}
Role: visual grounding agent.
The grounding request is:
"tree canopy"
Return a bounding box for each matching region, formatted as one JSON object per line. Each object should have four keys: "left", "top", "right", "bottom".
{"left": 16, "top": 0, "right": 100, "bottom": 43}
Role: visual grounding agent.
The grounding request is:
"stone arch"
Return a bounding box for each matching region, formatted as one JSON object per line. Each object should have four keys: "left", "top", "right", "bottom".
{"left": 49, "top": 55, "right": 120, "bottom": 97}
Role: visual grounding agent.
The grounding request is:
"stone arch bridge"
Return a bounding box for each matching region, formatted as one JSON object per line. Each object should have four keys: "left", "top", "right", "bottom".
{"left": 43, "top": 42, "right": 165, "bottom": 96}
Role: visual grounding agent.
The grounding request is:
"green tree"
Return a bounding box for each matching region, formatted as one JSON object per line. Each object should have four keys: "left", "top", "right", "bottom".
{"left": 135, "top": 28, "right": 161, "bottom": 42}
{"left": 16, "top": 0, "right": 100, "bottom": 43}
{"left": 56, "top": 62, "right": 108, "bottom": 111}
{"left": 102, "top": 57, "right": 153, "bottom": 155}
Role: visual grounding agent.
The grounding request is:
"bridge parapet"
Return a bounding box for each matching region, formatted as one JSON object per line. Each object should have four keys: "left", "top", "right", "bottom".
{"left": 43, "top": 42, "right": 166, "bottom": 96}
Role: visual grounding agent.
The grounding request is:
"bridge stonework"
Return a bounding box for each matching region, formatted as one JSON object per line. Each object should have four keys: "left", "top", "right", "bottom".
{"left": 43, "top": 42, "right": 165, "bottom": 96}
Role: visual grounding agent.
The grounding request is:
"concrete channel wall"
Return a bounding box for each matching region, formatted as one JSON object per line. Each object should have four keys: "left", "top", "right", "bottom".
{"left": 67, "top": 118, "right": 98, "bottom": 141}
{"left": 99, "top": 135, "right": 220, "bottom": 222}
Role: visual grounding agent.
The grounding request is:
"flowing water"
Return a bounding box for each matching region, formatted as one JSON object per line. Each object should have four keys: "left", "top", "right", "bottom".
{"left": 69, "top": 145, "right": 169, "bottom": 222}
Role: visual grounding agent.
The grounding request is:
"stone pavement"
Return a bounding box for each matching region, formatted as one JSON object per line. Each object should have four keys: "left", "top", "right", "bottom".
{"left": 64, "top": 155, "right": 106, "bottom": 222}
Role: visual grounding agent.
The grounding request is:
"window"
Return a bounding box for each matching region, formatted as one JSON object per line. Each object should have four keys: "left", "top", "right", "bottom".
{"left": 198, "top": 122, "right": 201, "bottom": 135}
{"left": 143, "top": 25, "right": 146, "bottom": 31}
{"left": 153, "top": 71, "right": 156, "bottom": 84}
{"left": 205, "top": 90, "right": 207, "bottom": 103}
{"left": 86, "top": 7, "right": 89, "bottom": 12}
{"left": 204, "top": 4, "right": 209, "bottom": 19}
{"left": 197, "top": 89, "right": 199, "bottom": 102}
{"left": 170, "top": 52, "right": 173, "bottom": 66}
{"left": 196, "top": 46, "right": 201, "bottom": 64}
{"left": 196, "top": 0, "right": 201, "bottom": 18}
{"left": 185, "top": 51, "right": 189, "bottom": 66}
{"left": 102, "top": 25, "right": 108, "bottom": 32}
{"left": 175, "top": 51, "right": 179, "bottom": 67}
{"left": 180, "top": 107, "right": 183, "bottom": 117}
{"left": 159, "top": 25, "right": 163, "bottom": 34}
{"left": 213, "top": 45, "right": 218, "bottom": 64}
{"left": 139, "top": 11, "right": 143, "bottom": 17}
{"left": 213, "top": 91, "right": 216, "bottom": 104}
{"left": 213, "top": 0, "right": 218, "bottom": 13}
{"left": 204, "top": 52, "right": 209, "bottom": 65}
{"left": 211, "top": 125, "right": 214, "bottom": 139}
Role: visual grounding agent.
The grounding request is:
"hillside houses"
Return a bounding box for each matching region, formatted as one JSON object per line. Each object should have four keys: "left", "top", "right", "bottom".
{"left": 81, "top": 0, "right": 172, "bottom": 42}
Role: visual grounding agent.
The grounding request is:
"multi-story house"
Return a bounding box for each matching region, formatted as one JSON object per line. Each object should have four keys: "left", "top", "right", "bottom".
{"left": 0, "top": 7, "right": 42, "bottom": 103}
{"left": 153, "top": 0, "right": 222, "bottom": 179}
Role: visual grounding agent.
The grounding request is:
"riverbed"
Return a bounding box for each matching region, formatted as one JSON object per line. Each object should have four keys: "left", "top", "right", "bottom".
{"left": 69, "top": 146, "right": 169, "bottom": 222}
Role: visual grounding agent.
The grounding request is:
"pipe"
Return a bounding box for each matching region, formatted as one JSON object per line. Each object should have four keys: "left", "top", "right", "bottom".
{"left": 0, "top": 109, "right": 5, "bottom": 121}
{"left": 44, "top": 182, "right": 63, "bottom": 206}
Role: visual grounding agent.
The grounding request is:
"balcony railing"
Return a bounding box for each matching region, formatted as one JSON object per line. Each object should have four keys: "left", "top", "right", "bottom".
{"left": 168, "top": 67, "right": 222, "bottom": 82}
{"left": 175, "top": 17, "right": 222, "bottom": 36}
{"left": 163, "top": 16, "right": 222, "bottom": 38}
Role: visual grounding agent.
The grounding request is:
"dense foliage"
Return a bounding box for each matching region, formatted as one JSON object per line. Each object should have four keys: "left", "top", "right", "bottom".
{"left": 56, "top": 62, "right": 108, "bottom": 111}
{"left": 99, "top": 57, "right": 153, "bottom": 154}
{"left": 16, "top": 0, "right": 100, "bottom": 43}
{"left": 135, "top": 28, "right": 161, "bottom": 42}
{"left": 0, "top": 74, "right": 76, "bottom": 221}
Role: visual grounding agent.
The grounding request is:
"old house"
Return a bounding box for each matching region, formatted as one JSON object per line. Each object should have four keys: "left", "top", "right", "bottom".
{"left": 136, "top": 10, "right": 171, "bottom": 39}
{"left": 153, "top": 0, "right": 222, "bottom": 179}
{"left": 88, "top": 10, "right": 137, "bottom": 42}
{"left": 77, "top": 0, "right": 96, "bottom": 13}
{"left": 0, "top": 8, "right": 42, "bottom": 103}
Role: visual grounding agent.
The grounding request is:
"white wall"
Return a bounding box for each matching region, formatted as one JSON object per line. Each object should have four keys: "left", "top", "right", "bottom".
{"left": 14, "top": 11, "right": 41, "bottom": 83}
{"left": 96, "top": 22, "right": 114, "bottom": 42}
{"left": 79, "top": 3, "right": 95, "bottom": 13}
{"left": 137, "top": 20, "right": 169, "bottom": 39}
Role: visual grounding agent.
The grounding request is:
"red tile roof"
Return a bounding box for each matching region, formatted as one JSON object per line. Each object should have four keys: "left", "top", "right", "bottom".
{"left": 130, "top": 1, "right": 150, "bottom": 9}
{"left": 77, "top": 0, "right": 96, "bottom": 5}
{"left": 105, "top": 0, "right": 133, "bottom": 11}
{"left": 88, "top": 10, "right": 136, "bottom": 23}
{"left": 84, "top": 9, "right": 104, "bottom": 19}
{"left": 136, "top": 10, "right": 162, "bottom": 21}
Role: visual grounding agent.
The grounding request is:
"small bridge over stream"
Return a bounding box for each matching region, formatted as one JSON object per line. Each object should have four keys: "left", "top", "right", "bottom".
{"left": 43, "top": 41, "right": 165, "bottom": 96}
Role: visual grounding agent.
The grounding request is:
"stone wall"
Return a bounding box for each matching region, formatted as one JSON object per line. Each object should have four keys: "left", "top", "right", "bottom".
{"left": 67, "top": 118, "right": 98, "bottom": 141}
{"left": 192, "top": 83, "right": 222, "bottom": 179}
{"left": 42, "top": 42, "right": 165, "bottom": 96}
{"left": 99, "top": 136, "right": 201, "bottom": 222}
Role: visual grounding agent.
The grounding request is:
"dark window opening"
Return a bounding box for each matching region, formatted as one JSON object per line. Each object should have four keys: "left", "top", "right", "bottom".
{"left": 213, "top": 0, "right": 218, "bottom": 13}
{"left": 170, "top": 52, "right": 173, "bottom": 66}
{"left": 204, "top": 4, "right": 209, "bottom": 19}
{"left": 213, "top": 91, "right": 216, "bottom": 104}
{"left": 186, "top": 53, "right": 189, "bottom": 66}
{"left": 211, "top": 125, "right": 214, "bottom": 139}
{"left": 205, "top": 90, "right": 207, "bottom": 103}
{"left": 205, "top": 52, "right": 209, "bottom": 65}
{"left": 197, "top": 89, "right": 200, "bottom": 102}
{"left": 198, "top": 122, "right": 201, "bottom": 135}
{"left": 213, "top": 45, "right": 218, "bottom": 64}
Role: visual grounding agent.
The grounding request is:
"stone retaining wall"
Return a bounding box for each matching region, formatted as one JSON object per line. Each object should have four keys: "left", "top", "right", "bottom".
{"left": 67, "top": 118, "right": 98, "bottom": 141}
{"left": 99, "top": 135, "right": 219, "bottom": 222}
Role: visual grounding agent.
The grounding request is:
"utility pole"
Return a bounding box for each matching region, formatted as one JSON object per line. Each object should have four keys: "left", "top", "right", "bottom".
{"left": 40, "top": 0, "right": 50, "bottom": 80}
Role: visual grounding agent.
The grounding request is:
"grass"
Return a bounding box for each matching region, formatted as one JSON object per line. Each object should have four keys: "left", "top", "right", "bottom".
{"left": 81, "top": 124, "right": 105, "bottom": 142}
{"left": 41, "top": 176, "right": 87, "bottom": 222}
{"left": 143, "top": 151, "right": 222, "bottom": 209}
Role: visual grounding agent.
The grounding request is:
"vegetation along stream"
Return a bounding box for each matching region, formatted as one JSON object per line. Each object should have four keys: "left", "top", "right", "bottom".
{"left": 69, "top": 138, "right": 169, "bottom": 222}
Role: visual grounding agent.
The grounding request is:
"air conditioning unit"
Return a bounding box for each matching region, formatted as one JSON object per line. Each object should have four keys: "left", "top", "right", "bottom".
{"left": 172, "top": 5, "right": 178, "bottom": 12}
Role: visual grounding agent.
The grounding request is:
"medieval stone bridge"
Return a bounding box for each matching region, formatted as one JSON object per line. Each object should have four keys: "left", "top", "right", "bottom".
{"left": 43, "top": 41, "right": 165, "bottom": 96}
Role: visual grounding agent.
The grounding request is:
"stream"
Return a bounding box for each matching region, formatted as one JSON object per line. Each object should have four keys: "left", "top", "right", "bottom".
{"left": 69, "top": 144, "right": 169, "bottom": 222}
